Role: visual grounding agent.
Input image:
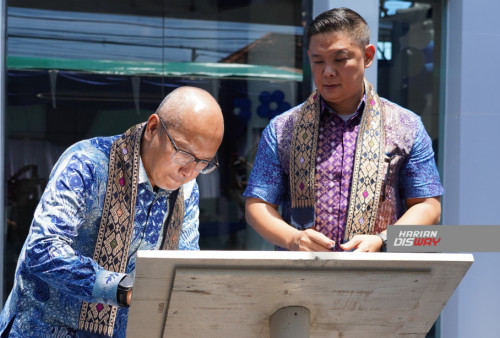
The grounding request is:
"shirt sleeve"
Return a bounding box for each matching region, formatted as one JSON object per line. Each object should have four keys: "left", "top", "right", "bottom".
{"left": 177, "top": 179, "right": 200, "bottom": 250}
{"left": 243, "top": 121, "right": 287, "bottom": 205}
{"left": 24, "top": 151, "right": 125, "bottom": 307}
{"left": 399, "top": 119, "right": 444, "bottom": 199}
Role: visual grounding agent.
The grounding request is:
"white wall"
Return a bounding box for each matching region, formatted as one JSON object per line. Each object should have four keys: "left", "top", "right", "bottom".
{"left": 312, "top": 0, "right": 379, "bottom": 89}
{"left": 440, "top": 0, "right": 500, "bottom": 337}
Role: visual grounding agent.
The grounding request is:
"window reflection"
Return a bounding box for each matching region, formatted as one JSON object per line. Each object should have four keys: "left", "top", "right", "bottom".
{"left": 378, "top": 3, "right": 443, "bottom": 334}
{"left": 378, "top": 0, "right": 442, "bottom": 156}
{"left": 8, "top": 5, "right": 303, "bottom": 74}
{"left": 3, "top": 0, "right": 444, "bottom": 305}
{"left": 4, "top": 0, "right": 306, "bottom": 300}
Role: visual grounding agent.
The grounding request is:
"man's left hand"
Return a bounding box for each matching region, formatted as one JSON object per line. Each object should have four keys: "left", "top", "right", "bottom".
{"left": 340, "top": 234, "right": 384, "bottom": 252}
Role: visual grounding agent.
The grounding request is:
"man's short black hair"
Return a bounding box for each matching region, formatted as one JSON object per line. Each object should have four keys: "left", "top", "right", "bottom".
{"left": 306, "top": 7, "right": 370, "bottom": 48}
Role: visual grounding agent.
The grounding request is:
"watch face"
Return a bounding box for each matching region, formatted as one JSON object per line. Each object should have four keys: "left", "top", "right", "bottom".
{"left": 117, "top": 289, "right": 130, "bottom": 308}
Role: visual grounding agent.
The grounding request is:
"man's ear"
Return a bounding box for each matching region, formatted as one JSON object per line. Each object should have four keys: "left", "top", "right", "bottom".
{"left": 144, "top": 114, "right": 160, "bottom": 141}
{"left": 364, "top": 44, "right": 376, "bottom": 68}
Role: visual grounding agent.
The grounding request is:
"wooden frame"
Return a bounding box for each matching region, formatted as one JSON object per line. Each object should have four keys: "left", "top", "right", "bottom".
{"left": 127, "top": 251, "right": 473, "bottom": 337}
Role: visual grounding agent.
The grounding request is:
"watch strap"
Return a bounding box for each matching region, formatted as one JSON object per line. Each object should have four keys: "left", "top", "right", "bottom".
{"left": 376, "top": 232, "right": 387, "bottom": 252}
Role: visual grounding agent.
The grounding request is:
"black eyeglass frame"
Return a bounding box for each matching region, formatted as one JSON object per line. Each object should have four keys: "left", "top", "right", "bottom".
{"left": 157, "top": 115, "right": 219, "bottom": 174}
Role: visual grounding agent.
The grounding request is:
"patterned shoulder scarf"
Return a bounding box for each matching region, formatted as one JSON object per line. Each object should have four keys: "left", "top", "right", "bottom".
{"left": 289, "top": 79, "right": 386, "bottom": 240}
{"left": 79, "top": 123, "right": 185, "bottom": 336}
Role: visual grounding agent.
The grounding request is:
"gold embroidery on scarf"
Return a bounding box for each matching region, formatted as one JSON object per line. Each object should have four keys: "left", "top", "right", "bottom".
{"left": 162, "top": 188, "right": 184, "bottom": 250}
{"left": 288, "top": 80, "right": 386, "bottom": 240}
{"left": 289, "top": 90, "right": 321, "bottom": 208}
{"left": 78, "top": 123, "right": 185, "bottom": 336}
{"left": 79, "top": 123, "right": 143, "bottom": 336}
{"left": 344, "top": 80, "right": 386, "bottom": 240}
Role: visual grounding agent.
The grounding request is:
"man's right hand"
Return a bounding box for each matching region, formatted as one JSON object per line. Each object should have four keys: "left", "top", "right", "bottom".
{"left": 290, "top": 228, "right": 335, "bottom": 252}
{"left": 245, "top": 197, "right": 335, "bottom": 252}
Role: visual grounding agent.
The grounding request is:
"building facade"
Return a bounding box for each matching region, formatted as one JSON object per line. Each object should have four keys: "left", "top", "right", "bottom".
{"left": 0, "top": 0, "right": 498, "bottom": 337}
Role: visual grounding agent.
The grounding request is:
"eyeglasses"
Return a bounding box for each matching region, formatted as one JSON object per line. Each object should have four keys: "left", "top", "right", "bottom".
{"left": 157, "top": 115, "right": 219, "bottom": 174}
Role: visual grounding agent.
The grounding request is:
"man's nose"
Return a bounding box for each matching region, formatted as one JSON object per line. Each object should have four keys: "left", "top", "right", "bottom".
{"left": 178, "top": 161, "right": 197, "bottom": 178}
{"left": 324, "top": 62, "right": 336, "bottom": 77}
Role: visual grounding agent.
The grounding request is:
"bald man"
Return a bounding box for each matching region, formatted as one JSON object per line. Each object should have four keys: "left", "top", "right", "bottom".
{"left": 0, "top": 87, "right": 224, "bottom": 337}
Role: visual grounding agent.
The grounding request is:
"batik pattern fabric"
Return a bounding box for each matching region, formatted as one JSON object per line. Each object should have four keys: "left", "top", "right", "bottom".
{"left": 370, "top": 98, "right": 444, "bottom": 234}
{"left": 289, "top": 91, "right": 321, "bottom": 209}
{"left": 79, "top": 123, "right": 145, "bottom": 337}
{"left": 289, "top": 81, "right": 387, "bottom": 242}
{"left": 0, "top": 134, "right": 200, "bottom": 337}
{"left": 313, "top": 100, "right": 363, "bottom": 250}
{"left": 243, "top": 90, "right": 443, "bottom": 249}
{"left": 342, "top": 80, "right": 386, "bottom": 241}
{"left": 79, "top": 123, "right": 184, "bottom": 337}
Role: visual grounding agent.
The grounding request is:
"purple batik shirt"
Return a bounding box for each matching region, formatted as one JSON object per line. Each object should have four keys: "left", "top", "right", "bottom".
{"left": 243, "top": 96, "right": 443, "bottom": 251}
{"left": 313, "top": 99, "right": 364, "bottom": 250}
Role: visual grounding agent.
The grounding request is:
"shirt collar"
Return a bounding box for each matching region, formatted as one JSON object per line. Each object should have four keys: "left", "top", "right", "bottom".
{"left": 320, "top": 94, "right": 366, "bottom": 121}
{"left": 138, "top": 157, "right": 149, "bottom": 185}
{"left": 138, "top": 157, "right": 172, "bottom": 196}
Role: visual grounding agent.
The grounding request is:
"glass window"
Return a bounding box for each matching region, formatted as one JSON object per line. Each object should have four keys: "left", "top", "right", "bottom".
{"left": 3, "top": 0, "right": 309, "bottom": 300}
{"left": 378, "top": 0, "right": 443, "bottom": 162}
{"left": 378, "top": 3, "right": 444, "bottom": 336}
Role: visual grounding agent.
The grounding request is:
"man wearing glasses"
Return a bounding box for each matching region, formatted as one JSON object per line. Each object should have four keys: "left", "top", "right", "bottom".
{"left": 0, "top": 87, "right": 224, "bottom": 337}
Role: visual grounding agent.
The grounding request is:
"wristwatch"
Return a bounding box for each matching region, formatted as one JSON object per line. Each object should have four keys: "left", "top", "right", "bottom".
{"left": 117, "top": 274, "right": 134, "bottom": 308}
{"left": 376, "top": 232, "right": 387, "bottom": 252}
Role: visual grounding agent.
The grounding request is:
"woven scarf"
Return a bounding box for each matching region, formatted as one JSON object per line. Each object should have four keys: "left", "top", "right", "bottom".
{"left": 289, "top": 79, "right": 386, "bottom": 239}
{"left": 78, "top": 123, "right": 185, "bottom": 336}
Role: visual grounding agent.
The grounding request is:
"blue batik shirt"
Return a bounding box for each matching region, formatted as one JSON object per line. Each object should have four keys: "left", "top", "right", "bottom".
{"left": 0, "top": 135, "right": 200, "bottom": 337}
